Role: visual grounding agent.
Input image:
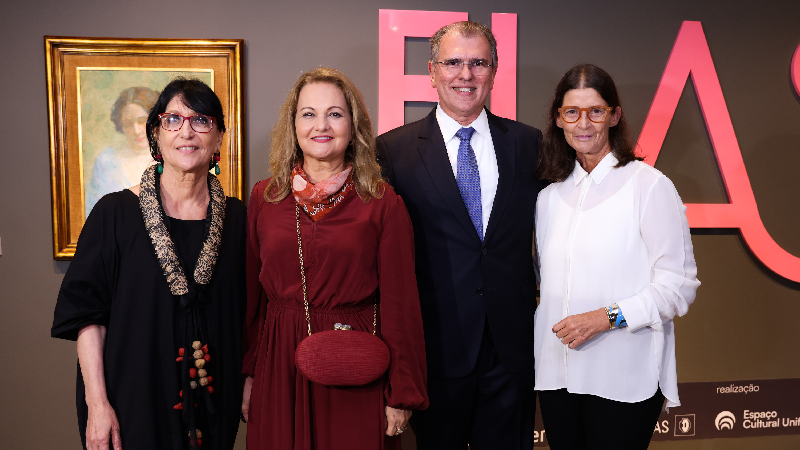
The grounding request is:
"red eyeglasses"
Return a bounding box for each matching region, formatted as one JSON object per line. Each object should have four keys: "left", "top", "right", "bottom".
{"left": 158, "top": 113, "right": 215, "bottom": 133}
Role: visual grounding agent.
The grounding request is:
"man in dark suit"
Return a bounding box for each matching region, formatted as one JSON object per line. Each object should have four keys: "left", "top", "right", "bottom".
{"left": 376, "top": 20, "right": 545, "bottom": 450}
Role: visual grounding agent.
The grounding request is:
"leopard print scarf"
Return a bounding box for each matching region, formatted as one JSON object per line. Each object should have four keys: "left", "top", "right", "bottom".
{"left": 139, "top": 164, "right": 226, "bottom": 296}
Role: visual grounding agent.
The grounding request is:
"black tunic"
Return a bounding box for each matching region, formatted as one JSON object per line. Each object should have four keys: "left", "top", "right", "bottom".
{"left": 52, "top": 190, "right": 246, "bottom": 450}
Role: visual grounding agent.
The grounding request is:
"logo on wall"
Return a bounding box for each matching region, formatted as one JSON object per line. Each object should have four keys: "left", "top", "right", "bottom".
{"left": 716, "top": 411, "right": 736, "bottom": 430}
{"left": 650, "top": 379, "right": 800, "bottom": 444}
{"left": 674, "top": 414, "right": 695, "bottom": 436}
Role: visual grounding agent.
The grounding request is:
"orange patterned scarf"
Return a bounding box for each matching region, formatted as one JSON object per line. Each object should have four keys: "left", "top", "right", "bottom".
{"left": 291, "top": 163, "right": 353, "bottom": 221}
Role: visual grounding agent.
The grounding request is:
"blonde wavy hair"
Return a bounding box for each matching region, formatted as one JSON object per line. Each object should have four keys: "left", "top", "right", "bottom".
{"left": 264, "top": 67, "right": 384, "bottom": 203}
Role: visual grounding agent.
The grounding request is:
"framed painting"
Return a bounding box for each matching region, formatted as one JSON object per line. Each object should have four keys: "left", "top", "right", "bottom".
{"left": 45, "top": 37, "right": 245, "bottom": 259}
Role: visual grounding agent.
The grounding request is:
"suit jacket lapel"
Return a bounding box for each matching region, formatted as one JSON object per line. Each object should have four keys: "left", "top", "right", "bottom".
{"left": 417, "top": 109, "right": 483, "bottom": 242}
{"left": 484, "top": 110, "right": 514, "bottom": 243}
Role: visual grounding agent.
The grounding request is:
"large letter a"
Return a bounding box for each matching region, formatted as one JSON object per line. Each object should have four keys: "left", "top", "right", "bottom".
{"left": 637, "top": 21, "right": 800, "bottom": 283}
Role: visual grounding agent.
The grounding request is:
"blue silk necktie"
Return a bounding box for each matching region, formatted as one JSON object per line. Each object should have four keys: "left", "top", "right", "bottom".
{"left": 455, "top": 127, "right": 483, "bottom": 241}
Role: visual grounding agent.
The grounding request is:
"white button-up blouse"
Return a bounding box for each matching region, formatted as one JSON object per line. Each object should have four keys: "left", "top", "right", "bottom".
{"left": 534, "top": 153, "right": 700, "bottom": 408}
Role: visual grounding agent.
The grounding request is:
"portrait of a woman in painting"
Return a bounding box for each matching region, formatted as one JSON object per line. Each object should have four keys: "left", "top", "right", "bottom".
{"left": 84, "top": 86, "right": 158, "bottom": 216}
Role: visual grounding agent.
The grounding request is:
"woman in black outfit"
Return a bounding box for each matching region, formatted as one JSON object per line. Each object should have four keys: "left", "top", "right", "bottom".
{"left": 52, "top": 78, "right": 245, "bottom": 450}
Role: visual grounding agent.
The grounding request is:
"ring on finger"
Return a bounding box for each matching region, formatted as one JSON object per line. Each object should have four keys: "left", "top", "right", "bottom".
{"left": 396, "top": 427, "right": 405, "bottom": 435}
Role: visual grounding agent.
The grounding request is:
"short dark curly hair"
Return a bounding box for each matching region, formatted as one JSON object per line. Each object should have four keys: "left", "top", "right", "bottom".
{"left": 145, "top": 77, "right": 226, "bottom": 166}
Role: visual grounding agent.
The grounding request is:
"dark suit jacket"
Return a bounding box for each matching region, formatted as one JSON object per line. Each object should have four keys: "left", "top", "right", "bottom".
{"left": 376, "top": 108, "right": 545, "bottom": 379}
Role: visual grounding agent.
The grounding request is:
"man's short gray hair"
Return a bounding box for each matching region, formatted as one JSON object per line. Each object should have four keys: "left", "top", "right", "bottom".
{"left": 430, "top": 21, "right": 498, "bottom": 68}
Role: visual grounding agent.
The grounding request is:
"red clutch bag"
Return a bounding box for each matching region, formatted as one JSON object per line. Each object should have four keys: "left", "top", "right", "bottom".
{"left": 292, "top": 203, "right": 390, "bottom": 386}
{"left": 295, "top": 328, "right": 390, "bottom": 386}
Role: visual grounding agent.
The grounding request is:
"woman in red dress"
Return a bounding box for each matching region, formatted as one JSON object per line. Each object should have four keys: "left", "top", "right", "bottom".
{"left": 241, "top": 67, "right": 429, "bottom": 449}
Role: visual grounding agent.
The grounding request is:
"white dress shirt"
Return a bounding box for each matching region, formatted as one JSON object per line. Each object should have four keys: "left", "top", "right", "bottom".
{"left": 534, "top": 153, "right": 700, "bottom": 408}
{"left": 436, "top": 105, "right": 498, "bottom": 237}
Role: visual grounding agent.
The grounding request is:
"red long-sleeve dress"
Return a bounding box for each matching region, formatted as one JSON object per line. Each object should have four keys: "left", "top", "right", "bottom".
{"left": 243, "top": 180, "right": 428, "bottom": 450}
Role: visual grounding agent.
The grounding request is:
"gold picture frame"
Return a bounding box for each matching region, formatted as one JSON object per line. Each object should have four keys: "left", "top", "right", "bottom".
{"left": 45, "top": 36, "right": 245, "bottom": 260}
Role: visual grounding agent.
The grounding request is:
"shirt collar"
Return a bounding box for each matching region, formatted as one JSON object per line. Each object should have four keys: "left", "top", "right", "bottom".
{"left": 571, "top": 152, "right": 618, "bottom": 186}
{"left": 436, "top": 104, "right": 491, "bottom": 143}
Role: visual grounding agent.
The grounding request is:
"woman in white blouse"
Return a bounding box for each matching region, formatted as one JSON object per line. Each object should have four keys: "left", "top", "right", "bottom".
{"left": 534, "top": 64, "right": 700, "bottom": 449}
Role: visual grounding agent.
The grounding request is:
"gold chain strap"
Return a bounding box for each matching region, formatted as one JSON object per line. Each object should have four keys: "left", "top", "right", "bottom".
{"left": 373, "top": 303, "right": 377, "bottom": 335}
{"left": 295, "top": 202, "right": 377, "bottom": 337}
{"left": 296, "top": 203, "right": 312, "bottom": 337}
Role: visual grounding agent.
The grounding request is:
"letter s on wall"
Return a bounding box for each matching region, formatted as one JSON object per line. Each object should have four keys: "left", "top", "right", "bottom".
{"left": 793, "top": 44, "right": 800, "bottom": 95}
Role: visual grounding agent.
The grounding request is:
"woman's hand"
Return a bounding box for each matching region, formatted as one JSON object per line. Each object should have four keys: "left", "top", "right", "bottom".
{"left": 241, "top": 376, "right": 253, "bottom": 423}
{"left": 385, "top": 406, "right": 412, "bottom": 436}
{"left": 77, "top": 325, "right": 121, "bottom": 449}
{"left": 85, "top": 401, "right": 122, "bottom": 450}
{"left": 553, "top": 308, "right": 609, "bottom": 349}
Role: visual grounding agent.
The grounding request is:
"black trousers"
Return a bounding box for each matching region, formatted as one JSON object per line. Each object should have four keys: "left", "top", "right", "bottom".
{"left": 538, "top": 388, "right": 665, "bottom": 450}
{"left": 411, "top": 323, "right": 536, "bottom": 450}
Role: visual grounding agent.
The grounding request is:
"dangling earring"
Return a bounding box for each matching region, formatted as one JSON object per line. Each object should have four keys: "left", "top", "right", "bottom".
{"left": 213, "top": 153, "right": 221, "bottom": 176}
{"left": 155, "top": 154, "right": 164, "bottom": 174}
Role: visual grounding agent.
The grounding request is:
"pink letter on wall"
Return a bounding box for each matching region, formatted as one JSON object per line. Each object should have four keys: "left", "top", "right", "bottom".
{"left": 489, "top": 13, "right": 517, "bottom": 121}
{"left": 637, "top": 21, "right": 800, "bottom": 282}
{"left": 378, "top": 10, "right": 517, "bottom": 134}
{"left": 792, "top": 43, "right": 800, "bottom": 94}
{"left": 378, "top": 10, "right": 467, "bottom": 135}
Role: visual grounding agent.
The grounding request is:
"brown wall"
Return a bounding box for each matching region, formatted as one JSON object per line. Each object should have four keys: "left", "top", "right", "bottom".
{"left": 1, "top": 0, "right": 799, "bottom": 448}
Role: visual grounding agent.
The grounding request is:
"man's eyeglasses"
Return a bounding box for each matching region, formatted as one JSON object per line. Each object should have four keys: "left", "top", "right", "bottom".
{"left": 434, "top": 59, "right": 494, "bottom": 76}
{"left": 557, "top": 106, "right": 614, "bottom": 123}
{"left": 158, "top": 113, "right": 215, "bottom": 133}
